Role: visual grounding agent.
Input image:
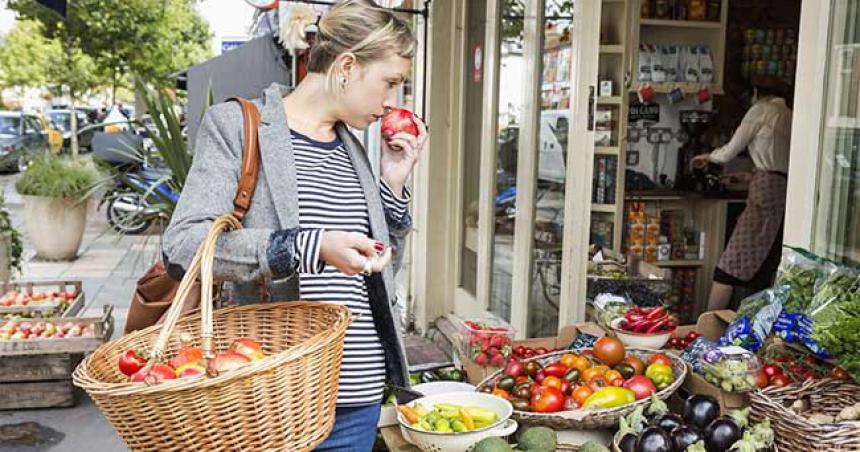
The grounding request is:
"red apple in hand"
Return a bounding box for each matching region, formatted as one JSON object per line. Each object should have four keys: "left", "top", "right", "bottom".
{"left": 380, "top": 108, "right": 418, "bottom": 141}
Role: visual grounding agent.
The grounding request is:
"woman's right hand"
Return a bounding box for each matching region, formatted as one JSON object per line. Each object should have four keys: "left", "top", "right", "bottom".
{"left": 318, "top": 231, "right": 392, "bottom": 276}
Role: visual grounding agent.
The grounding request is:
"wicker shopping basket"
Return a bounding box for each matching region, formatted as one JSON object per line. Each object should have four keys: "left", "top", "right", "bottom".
{"left": 73, "top": 216, "right": 352, "bottom": 451}
{"left": 750, "top": 377, "right": 860, "bottom": 452}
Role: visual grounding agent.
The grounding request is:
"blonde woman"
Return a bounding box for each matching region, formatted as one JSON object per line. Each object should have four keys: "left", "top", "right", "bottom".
{"left": 162, "top": 1, "right": 425, "bottom": 449}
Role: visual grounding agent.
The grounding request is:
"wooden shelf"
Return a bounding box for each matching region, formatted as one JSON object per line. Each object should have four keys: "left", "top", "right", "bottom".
{"left": 600, "top": 45, "right": 625, "bottom": 54}
{"left": 595, "top": 146, "right": 620, "bottom": 156}
{"left": 591, "top": 203, "right": 618, "bottom": 213}
{"left": 640, "top": 18, "right": 723, "bottom": 29}
{"left": 653, "top": 260, "right": 705, "bottom": 268}
{"left": 596, "top": 96, "right": 623, "bottom": 105}
{"left": 630, "top": 82, "right": 724, "bottom": 95}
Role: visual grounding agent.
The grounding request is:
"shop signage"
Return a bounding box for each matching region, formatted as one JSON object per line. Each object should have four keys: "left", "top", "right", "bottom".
{"left": 629, "top": 102, "right": 660, "bottom": 123}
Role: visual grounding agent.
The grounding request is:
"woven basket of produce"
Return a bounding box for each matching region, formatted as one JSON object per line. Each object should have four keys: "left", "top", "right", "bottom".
{"left": 750, "top": 377, "right": 860, "bottom": 452}
{"left": 73, "top": 216, "right": 351, "bottom": 451}
{"left": 477, "top": 347, "right": 687, "bottom": 430}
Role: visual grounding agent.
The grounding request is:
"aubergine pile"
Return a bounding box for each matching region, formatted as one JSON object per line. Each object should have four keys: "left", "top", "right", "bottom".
{"left": 614, "top": 394, "right": 775, "bottom": 452}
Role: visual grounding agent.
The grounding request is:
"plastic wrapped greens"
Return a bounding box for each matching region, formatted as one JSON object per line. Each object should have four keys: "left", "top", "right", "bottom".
{"left": 718, "top": 287, "right": 787, "bottom": 353}
{"left": 775, "top": 247, "right": 828, "bottom": 312}
{"left": 804, "top": 264, "right": 860, "bottom": 358}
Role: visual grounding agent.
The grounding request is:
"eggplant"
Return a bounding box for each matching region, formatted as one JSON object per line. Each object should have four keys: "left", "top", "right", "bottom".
{"left": 683, "top": 395, "right": 721, "bottom": 430}
{"left": 704, "top": 418, "right": 742, "bottom": 452}
{"left": 635, "top": 427, "right": 673, "bottom": 452}
{"left": 671, "top": 425, "right": 704, "bottom": 451}
{"left": 652, "top": 413, "right": 684, "bottom": 432}
{"left": 618, "top": 433, "right": 637, "bottom": 452}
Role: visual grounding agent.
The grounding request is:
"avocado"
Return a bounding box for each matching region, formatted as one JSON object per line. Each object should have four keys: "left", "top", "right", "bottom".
{"left": 517, "top": 426, "right": 558, "bottom": 451}
{"left": 579, "top": 441, "right": 610, "bottom": 452}
{"left": 472, "top": 437, "right": 514, "bottom": 452}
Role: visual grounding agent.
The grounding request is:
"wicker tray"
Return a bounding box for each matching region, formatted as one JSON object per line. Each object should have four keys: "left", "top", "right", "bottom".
{"left": 476, "top": 348, "right": 687, "bottom": 430}
{"left": 751, "top": 378, "right": 860, "bottom": 452}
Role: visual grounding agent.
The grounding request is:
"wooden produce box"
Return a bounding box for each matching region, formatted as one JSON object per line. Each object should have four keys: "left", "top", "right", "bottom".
{"left": 0, "top": 280, "right": 85, "bottom": 319}
{"left": 462, "top": 322, "right": 606, "bottom": 385}
{"left": 0, "top": 305, "right": 114, "bottom": 410}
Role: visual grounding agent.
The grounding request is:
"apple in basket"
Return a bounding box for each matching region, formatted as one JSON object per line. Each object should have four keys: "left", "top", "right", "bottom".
{"left": 228, "top": 338, "right": 266, "bottom": 361}
{"left": 169, "top": 346, "right": 204, "bottom": 369}
{"left": 174, "top": 362, "right": 206, "bottom": 378}
{"left": 130, "top": 364, "right": 177, "bottom": 384}
{"left": 207, "top": 352, "right": 252, "bottom": 376}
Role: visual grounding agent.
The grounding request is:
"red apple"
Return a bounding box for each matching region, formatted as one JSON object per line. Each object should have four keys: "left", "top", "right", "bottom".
{"left": 130, "top": 363, "right": 177, "bottom": 383}
{"left": 228, "top": 338, "right": 265, "bottom": 361}
{"left": 207, "top": 352, "right": 251, "bottom": 376}
{"left": 174, "top": 362, "right": 206, "bottom": 378}
{"left": 380, "top": 108, "right": 419, "bottom": 140}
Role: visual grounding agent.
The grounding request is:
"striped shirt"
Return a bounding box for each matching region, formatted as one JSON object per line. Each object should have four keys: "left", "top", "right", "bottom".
{"left": 291, "top": 130, "right": 409, "bottom": 406}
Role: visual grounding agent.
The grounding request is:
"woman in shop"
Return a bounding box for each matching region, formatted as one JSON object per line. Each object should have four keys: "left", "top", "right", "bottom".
{"left": 161, "top": 1, "right": 426, "bottom": 450}
{"left": 692, "top": 76, "right": 792, "bottom": 311}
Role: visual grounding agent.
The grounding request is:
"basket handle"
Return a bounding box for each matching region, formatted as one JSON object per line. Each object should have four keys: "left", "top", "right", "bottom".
{"left": 149, "top": 215, "right": 242, "bottom": 361}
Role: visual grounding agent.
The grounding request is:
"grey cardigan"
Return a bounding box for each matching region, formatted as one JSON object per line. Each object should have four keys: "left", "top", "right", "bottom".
{"left": 162, "top": 83, "right": 412, "bottom": 388}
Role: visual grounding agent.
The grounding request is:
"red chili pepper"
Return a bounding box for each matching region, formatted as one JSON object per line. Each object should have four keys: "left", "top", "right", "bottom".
{"left": 645, "top": 306, "right": 664, "bottom": 320}
{"left": 646, "top": 316, "right": 673, "bottom": 334}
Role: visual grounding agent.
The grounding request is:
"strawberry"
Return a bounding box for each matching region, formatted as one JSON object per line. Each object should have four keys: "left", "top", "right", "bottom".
{"left": 487, "top": 347, "right": 501, "bottom": 357}
{"left": 489, "top": 353, "right": 506, "bottom": 367}
{"left": 473, "top": 352, "right": 489, "bottom": 366}
{"left": 489, "top": 335, "right": 506, "bottom": 349}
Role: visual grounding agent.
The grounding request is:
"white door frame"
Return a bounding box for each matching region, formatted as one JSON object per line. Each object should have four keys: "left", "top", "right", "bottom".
{"left": 783, "top": 0, "right": 833, "bottom": 248}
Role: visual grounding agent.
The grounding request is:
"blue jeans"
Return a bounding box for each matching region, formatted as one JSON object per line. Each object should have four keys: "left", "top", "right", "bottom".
{"left": 316, "top": 404, "right": 381, "bottom": 451}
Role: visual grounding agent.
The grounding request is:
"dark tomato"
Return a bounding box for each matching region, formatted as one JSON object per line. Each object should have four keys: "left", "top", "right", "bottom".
{"left": 588, "top": 376, "right": 609, "bottom": 392}
{"left": 560, "top": 379, "right": 572, "bottom": 396}
{"left": 594, "top": 337, "right": 626, "bottom": 367}
{"left": 534, "top": 369, "right": 547, "bottom": 385}
{"left": 832, "top": 367, "right": 850, "bottom": 380}
{"left": 623, "top": 356, "right": 646, "bottom": 376}
{"left": 513, "top": 386, "right": 532, "bottom": 400}
{"left": 756, "top": 370, "right": 770, "bottom": 389}
{"left": 762, "top": 364, "right": 782, "bottom": 378}
{"left": 524, "top": 361, "right": 542, "bottom": 377}
{"left": 510, "top": 398, "right": 531, "bottom": 412}
{"left": 769, "top": 374, "right": 791, "bottom": 387}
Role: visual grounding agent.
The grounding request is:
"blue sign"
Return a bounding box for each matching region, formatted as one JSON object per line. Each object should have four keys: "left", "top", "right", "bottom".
{"left": 221, "top": 40, "right": 247, "bottom": 54}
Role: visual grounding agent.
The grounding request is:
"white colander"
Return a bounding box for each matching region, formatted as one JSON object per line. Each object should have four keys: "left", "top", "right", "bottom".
{"left": 397, "top": 391, "right": 518, "bottom": 452}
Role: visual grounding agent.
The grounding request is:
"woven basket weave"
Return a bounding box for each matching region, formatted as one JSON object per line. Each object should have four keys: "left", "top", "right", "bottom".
{"left": 751, "top": 377, "right": 860, "bottom": 452}
{"left": 477, "top": 348, "right": 687, "bottom": 430}
{"left": 73, "top": 216, "right": 351, "bottom": 451}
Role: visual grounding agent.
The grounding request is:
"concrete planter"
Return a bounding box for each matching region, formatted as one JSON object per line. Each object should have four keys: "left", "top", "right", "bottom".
{"left": 23, "top": 195, "right": 88, "bottom": 261}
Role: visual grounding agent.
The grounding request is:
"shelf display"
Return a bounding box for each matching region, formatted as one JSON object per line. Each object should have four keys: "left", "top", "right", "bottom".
{"left": 740, "top": 27, "right": 797, "bottom": 84}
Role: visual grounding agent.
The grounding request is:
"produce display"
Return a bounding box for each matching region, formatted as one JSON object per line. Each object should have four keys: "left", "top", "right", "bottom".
{"left": 717, "top": 287, "right": 785, "bottom": 353}
{"left": 511, "top": 345, "right": 563, "bottom": 361}
{"left": 0, "top": 319, "right": 94, "bottom": 340}
{"left": 0, "top": 289, "right": 77, "bottom": 319}
{"left": 460, "top": 318, "right": 515, "bottom": 368}
{"left": 615, "top": 306, "right": 677, "bottom": 334}
{"left": 471, "top": 426, "right": 562, "bottom": 452}
{"left": 478, "top": 339, "right": 677, "bottom": 413}
{"left": 398, "top": 402, "right": 498, "bottom": 433}
{"left": 117, "top": 337, "right": 267, "bottom": 383}
{"left": 614, "top": 394, "right": 775, "bottom": 452}
{"left": 774, "top": 248, "right": 825, "bottom": 313}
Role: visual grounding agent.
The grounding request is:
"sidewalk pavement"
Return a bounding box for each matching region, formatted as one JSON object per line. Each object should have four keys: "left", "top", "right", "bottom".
{"left": 1, "top": 173, "right": 154, "bottom": 451}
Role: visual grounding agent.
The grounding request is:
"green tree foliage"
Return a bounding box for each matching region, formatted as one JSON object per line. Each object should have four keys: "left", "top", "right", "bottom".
{"left": 0, "top": 20, "right": 54, "bottom": 92}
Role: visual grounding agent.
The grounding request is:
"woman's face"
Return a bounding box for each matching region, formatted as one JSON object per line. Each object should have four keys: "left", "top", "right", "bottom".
{"left": 338, "top": 54, "right": 412, "bottom": 130}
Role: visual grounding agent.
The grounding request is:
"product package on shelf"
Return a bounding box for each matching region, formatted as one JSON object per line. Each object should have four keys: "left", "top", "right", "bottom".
{"left": 741, "top": 27, "right": 798, "bottom": 84}
{"left": 638, "top": 44, "right": 715, "bottom": 85}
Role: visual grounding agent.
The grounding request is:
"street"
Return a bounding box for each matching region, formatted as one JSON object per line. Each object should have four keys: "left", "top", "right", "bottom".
{"left": 1, "top": 172, "right": 152, "bottom": 451}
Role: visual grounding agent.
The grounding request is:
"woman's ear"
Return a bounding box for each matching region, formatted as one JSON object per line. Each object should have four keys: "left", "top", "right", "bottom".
{"left": 336, "top": 52, "right": 358, "bottom": 81}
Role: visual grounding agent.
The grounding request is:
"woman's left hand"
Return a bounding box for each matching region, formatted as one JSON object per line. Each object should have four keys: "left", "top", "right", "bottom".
{"left": 380, "top": 115, "right": 427, "bottom": 197}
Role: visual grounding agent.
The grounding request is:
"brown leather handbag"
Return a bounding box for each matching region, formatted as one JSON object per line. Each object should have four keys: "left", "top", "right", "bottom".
{"left": 123, "top": 98, "right": 262, "bottom": 334}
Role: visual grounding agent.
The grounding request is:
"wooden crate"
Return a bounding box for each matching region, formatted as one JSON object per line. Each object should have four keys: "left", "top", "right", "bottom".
{"left": 0, "top": 305, "right": 113, "bottom": 410}
{"left": 0, "top": 354, "right": 83, "bottom": 409}
{"left": 0, "top": 280, "right": 85, "bottom": 319}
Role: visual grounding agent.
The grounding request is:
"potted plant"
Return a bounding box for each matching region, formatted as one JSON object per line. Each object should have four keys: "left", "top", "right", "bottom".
{"left": 0, "top": 193, "right": 23, "bottom": 282}
{"left": 15, "top": 154, "right": 102, "bottom": 260}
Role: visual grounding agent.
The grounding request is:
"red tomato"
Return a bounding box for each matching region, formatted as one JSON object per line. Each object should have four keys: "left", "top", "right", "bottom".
{"left": 118, "top": 349, "right": 147, "bottom": 376}
{"left": 756, "top": 370, "right": 770, "bottom": 389}
{"left": 769, "top": 374, "right": 791, "bottom": 387}
{"left": 762, "top": 364, "right": 782, "bottom": 378}
{"left": 535, "top": 347, "right": 549, "bottom": 356}
{"left": 622, "top": 375, "right": 657, "bottom": 400}
{"left": 648, "top": 353, "right": 672, "bottom": 367}
{"left": 803, "top": 355, "right": 818, "bottom": 366}
{"left": 530, "top": 386, "right": 565, "bottom": 413}
{"left": 515, "top": 375, "right": 530, "bottom": 385}
{"left": 543, "top": 362, "right": 567, "bottom": 378}
{"left": 685, "top": 331, "right": 700, "bottom": 341}
{"left": 588, "top": 376, "right": 609, "bottom": 392}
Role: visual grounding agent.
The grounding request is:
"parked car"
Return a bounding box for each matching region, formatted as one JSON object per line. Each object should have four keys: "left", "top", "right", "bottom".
{"left": 46, "top": 109, "right": 96, "bottom": 152}
{"left": 0, "top": 111, "right": 50, "bottom": 172}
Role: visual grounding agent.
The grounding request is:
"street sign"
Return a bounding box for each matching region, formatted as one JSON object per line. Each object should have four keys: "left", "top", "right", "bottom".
{"left": 221, "top": 40, "right": 248, "bottom": 54}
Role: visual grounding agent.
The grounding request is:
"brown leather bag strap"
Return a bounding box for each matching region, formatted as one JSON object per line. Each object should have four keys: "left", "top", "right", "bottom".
{"left": 226, "top": 97, "right": 262, "bottom": 221}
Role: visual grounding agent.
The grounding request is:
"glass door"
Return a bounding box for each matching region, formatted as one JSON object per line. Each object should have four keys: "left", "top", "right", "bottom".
{"left": 454, "top": 0, "right": 602, "bottom": 337}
